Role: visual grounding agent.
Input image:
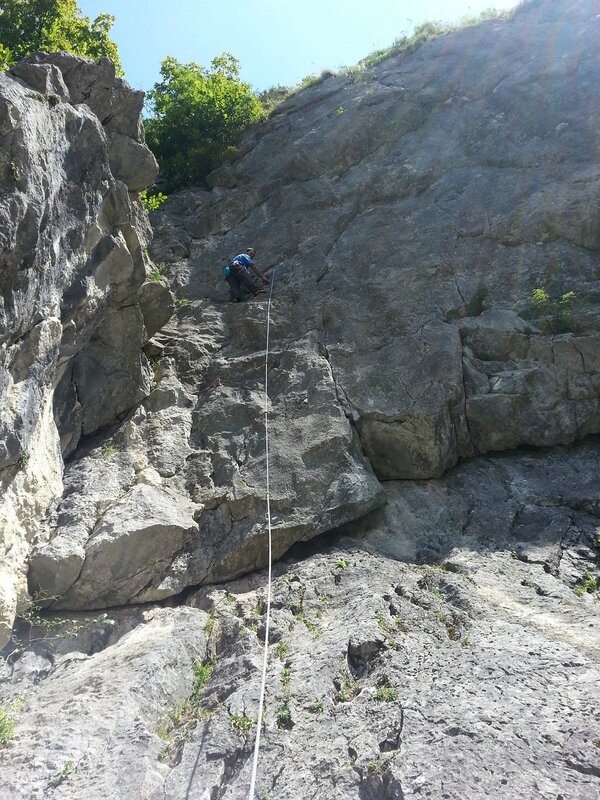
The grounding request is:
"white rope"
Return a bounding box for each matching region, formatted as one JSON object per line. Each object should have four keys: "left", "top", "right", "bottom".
{"left": 248, "top": 272, "right": 276, "bottom": 800}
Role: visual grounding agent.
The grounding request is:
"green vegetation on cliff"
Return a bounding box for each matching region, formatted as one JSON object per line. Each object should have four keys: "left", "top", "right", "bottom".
{"left": 0, "top": 0, "right": 122, "bottom": 74}
{"left": 144, "top": 54, "right": 266, "bottom": 192}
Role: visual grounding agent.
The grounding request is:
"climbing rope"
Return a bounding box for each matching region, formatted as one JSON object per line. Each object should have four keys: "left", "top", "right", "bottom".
{"left": 248, "top": 272, "right": 276, "bottom": 800}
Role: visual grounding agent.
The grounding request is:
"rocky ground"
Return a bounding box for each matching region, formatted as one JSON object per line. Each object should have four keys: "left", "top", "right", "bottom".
{"left": 1, "top": 443, "right": 600, "bottom": 799}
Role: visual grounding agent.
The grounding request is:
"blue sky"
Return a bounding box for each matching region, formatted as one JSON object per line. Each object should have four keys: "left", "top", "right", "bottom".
{"left": 79, "top": 0, "right": 519, "bottom": 92}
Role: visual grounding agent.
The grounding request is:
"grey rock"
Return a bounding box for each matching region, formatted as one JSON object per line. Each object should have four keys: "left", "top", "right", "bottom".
{"left": 138, "top": 279, "right": 175, "bottom": 339}
{"left": 2, "top": 3, "right": 600, "bottom": 796}
{"left": 25, "top": 0, "right": 600, "bottom": 613}
{"left": 107, "top": 129, "right": 158, "bottom": 192}
{"left": 72, "top": 305, "right": 153, "bottom": 436}
{"left": 33, "top": 328, "right": 384, "bottom": 609}
{"left": 0, "top": 607, "right": 209, "bottom": 800}
{"left": 19, "top": 52, "right": 145, "bottom": 139}
{"left": 10, "top": 61, "right": 69, "bottom": 100}
{"left": 463, "top": 323, "right": 600, "bottom": 453}
{"left": 52, "top": 483, "right": 199, "bottom": 608}
{"left": 3, "top": 445, "right": 599, "bottom": 799}
{"left": 0, "top": 54, "right": 163, "bottom": 643}
{"left": 151, "top": 0, "right": 600, "bottom": 485}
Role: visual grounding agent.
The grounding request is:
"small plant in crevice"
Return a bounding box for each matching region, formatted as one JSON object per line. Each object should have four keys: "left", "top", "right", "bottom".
{"left": 16, "top": 451, "right": 30, "bottom": 471}
{"left": 229, "top": 713, "right": 254, "bottom": 737}
{"left": 376, "top": 611, "right": 393, "bottom": 635}
{"left": 0, "top": 707, "right": 14, "bottom": 747}
{"left": 276, "top": 698, "right": 292, "bottom": 729}
{"left": 156, "top": 658, "right": 215, "bottom": 763}
{"left": 139, "top": 189, "right": 168, "bottom": 212}
{"left": 376, "top": 608, "right": 405, "bottom": 646}
{"left": 434, "top": 610, "right": 463, "bottom": 641}
{"left": 286, "top": 581, "right": 306, "bottom": 617}
{"left": 307, "top": 699, "right": 324, "bottom": 714}
{"left": 302, "top": 617, "right": 321, "bottom": 638}
{"left": 48, "top": 760, "right": 75, "bottom": 788}
{"left": 366, "top": 758, "right": 391, "bottom": 776}
{"left": 192, "top": 661, "right": 214, "bottom": 694}
{"left": 445, "top": 619, "right": 461, "bottom": 641}
{"left": 9, "top": 161, "right": 22, "bottom": 182}
{"left": 255, "top": 598, "right": 267, "bottom": 616}
{"left": 429, "top": 585, "right": 447, "bottom": 602}
{"left": 204, "top": 613, "right": 216, "bottom": 635}
{"left": 275, "top": 641, "right": 288, "bottom": 661}
{"left": 335, "top": 670, "right": 360, "bottom": 704}
{"left": 573, "top": 571, "right": 598, "bottom": 597}
{"left": 528, "top": 287, "right": 586, "bottom": 334}
{"left": 275, "top": 661, "right": 294, "bottom": 729}
{"left": 374, "top": 687, "right": 397, "bottom": 703}
{"left": 100, "top": 443, "right": 117, "bottom": 461}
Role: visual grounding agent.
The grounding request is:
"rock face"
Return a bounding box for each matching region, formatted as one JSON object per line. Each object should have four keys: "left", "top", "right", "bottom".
{"left": 29, "top": 0, "right": 600, "bottom": 615}
{"left": 152, "top": 0, "right": 600, "bottom": 486}
{"left": 1, "top": 2, "right": 600, "bottom": 798}
{"left": 19, "top": 0, "right": 600, "bottom": 614}
{"left": 0, "top": 53, "right": 160, "bottom": 644}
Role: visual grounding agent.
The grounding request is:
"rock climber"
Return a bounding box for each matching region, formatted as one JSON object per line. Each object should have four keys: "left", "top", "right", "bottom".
{"left": 224, "top": 247, "right": 269, "bottom": 303}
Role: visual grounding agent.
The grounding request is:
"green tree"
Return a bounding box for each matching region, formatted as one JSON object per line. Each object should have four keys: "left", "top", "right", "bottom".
{"left": 0, "top": 0, "right": 122, "bottom": 75}
{"left": 145, "top": 54, "right": 266, "bottom": 192}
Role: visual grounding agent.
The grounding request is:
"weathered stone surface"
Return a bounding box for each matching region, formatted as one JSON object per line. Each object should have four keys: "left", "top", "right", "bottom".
{"left": 462, "top": 314, "right": 600, "bottom": 453}
{"left": 18, "top": 52, "right": 146, "bottom": 139}
{"left": 21, "top": 0, "right": 600, "bottom": 616}
{"left": 151, "top": 0, "right": 600, "bottom": 486}
{"left": 107, "top": 130, "right": 159, "bottom": 192}
{"left": 10, "top": 61, "right": 69, "bottom": 100}
{"left": 31, "top": 325, "right": 383, "bottom": 609}
{"left": 138, "top": 279, "right": 176, "bottom": 339}
{"left": 0, "top": 54, "right": 163, "bottom": 644}
{"left": 1, "top": 3, "right": 600, "bottom": 795}
{"left": 2, "top": 444, "right": 599, "bottom": 799}
{"left": 0, "top": 607, "right": 209, "bottom": 800}
{"left": 53, "top": 483, "right": 199, "bottom": 609}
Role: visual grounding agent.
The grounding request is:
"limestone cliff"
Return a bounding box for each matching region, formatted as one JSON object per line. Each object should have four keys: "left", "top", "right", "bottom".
{"left": 25, "top": 0, "right": 600, "bottom": 613}
{"left": 0, "top": 53, "right": 167, "bottom": 643}
{"left": 0, "top": 2, "right": 599, "bottom": 799}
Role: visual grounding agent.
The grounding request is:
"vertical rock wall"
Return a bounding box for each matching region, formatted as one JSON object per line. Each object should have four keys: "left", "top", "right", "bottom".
{"left": 0, "top": 54, "right": 160, "bottom": 645}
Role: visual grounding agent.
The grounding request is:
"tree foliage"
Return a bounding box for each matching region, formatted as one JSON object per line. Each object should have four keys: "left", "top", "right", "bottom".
{"left": 0, "top": 0, "right": 123, "bottom": 75}
{"left": 144, "top": 54, "right": 266, "bottom": 192}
